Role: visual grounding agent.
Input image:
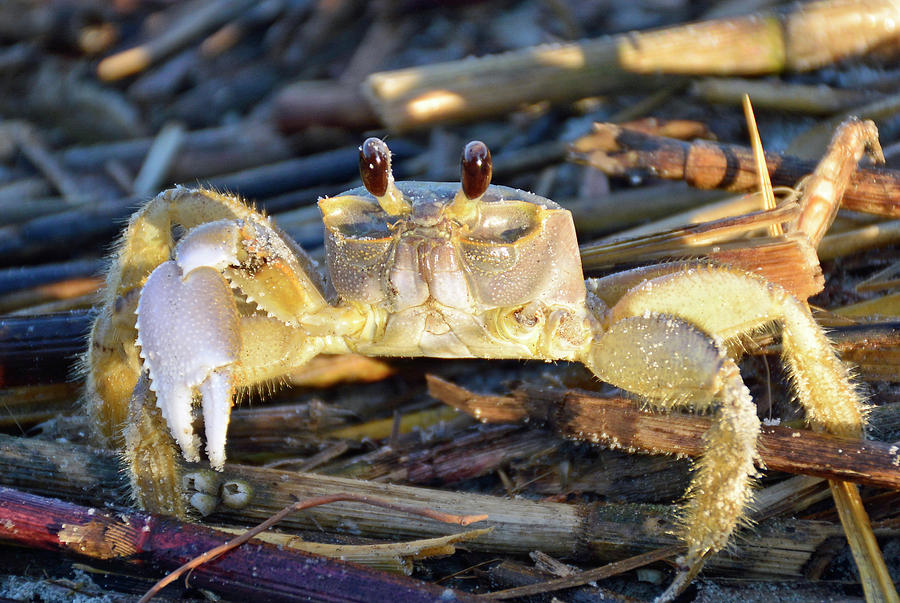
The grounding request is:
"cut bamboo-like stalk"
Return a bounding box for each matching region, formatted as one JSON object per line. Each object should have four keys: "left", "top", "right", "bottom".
{"left": 364, "top": 0, "right": 900, "bottom": 130}
{"left": 0, "top": 485, "right": 478, "bottom": 602}
{"left": 620, "top": 0, "right": 900, "bottom": 75}
{"left": 364, "top": 38, "right": 675, "bottom": 131}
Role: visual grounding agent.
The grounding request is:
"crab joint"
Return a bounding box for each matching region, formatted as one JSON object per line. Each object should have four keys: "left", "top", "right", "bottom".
{"left": 359, "top": 137, "right": 411, "bottom": 216}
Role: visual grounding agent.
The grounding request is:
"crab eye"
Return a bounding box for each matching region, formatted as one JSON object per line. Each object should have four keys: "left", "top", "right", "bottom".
{"left": 461, "top": 140, "right": 492, "bottom": 200}
{"left": 359, "top": 137, "right": 390, "bottom": 197}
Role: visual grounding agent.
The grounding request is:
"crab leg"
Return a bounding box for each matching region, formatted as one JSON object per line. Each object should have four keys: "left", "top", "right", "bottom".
{"left": 585, "top": 311, "right": 759, "bottom": 603}
{"left": 583, "top": 262, "right": 871, "bottom": 601}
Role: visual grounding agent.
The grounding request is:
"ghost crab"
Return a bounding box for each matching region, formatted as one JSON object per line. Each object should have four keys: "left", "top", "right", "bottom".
{"left": 87, "top": 137, "right": 871, "bottom": 601}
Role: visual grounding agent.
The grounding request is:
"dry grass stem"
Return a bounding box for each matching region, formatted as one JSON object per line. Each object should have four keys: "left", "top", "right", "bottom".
{"left": 214, "top": 525, "right": 493, "bottom": 573}
{"left": 364, "top": 1, "right": 900, "bottom": 130}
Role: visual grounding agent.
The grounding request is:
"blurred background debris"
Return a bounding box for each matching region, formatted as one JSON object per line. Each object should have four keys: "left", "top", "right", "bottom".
{"left": 1, "top": 0, "right": 900, "bottom": 600}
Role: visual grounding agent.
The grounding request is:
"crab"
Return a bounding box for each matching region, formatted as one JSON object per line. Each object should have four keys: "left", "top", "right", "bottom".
{"left": 86, "top": 136, "right": 872, "bottom": 601}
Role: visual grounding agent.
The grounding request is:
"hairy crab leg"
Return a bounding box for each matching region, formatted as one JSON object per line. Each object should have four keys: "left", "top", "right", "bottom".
{"left": 583, "top": 262, "right": 871, "bottom": 601}
{"left": 790, "top": 120, "right": 896, "bottom": 603}
{"left": 584, "top": 310, "right": 759, "bottom": 603}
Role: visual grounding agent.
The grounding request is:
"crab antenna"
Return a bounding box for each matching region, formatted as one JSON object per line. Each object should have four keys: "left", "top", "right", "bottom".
{"left": 359, "top": 137, "right": 410, "bottom": 216}
{"left": 449, "top": 141, "right": 492, "bottom": 220}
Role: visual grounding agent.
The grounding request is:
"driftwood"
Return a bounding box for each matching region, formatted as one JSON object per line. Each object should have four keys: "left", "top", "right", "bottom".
{"left": 427, "top": 376, "right": 900, "bottom": 491}
{"left": 0, "top": 486, "right": 478, "bottom": 602}
{"left": 0, "top": 432, "right": 878, "bottom": 583}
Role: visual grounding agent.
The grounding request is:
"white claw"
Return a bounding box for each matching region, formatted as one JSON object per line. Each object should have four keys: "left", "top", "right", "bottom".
{"left": 136, "top": 261, "right": 240, "bottom": 467}
{"left": 200, "top": 368, "right": 235, "bottom": 471}
{"left": 157, "top": 381, "right": 201, "bottom": 463}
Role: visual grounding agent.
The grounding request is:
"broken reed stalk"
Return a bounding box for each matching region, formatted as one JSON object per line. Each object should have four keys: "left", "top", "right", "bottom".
{"left": 579, "top": 205, "right": 825, "bottom": 300}
{"left": 570, "top": 123, "right": 900, "bottom": 217}
{"left": 425, "top": 377, "right": 900, "bottom": 492}
{"left": 0, "top": 486, "right": 478, "bottom": 603}
{"left": 0, "top": 433, "right": 863, "bottom": 579}
{"left": 364, "top": 38, "right": 678, "bottom": 131}
{"left": 364, "top": 0, "right": 900, "bottom": 130}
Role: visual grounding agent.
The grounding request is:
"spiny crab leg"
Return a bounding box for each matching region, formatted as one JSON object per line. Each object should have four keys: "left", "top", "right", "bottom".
{"left": 794, "top": 117, "right": 884, "bottom": 248}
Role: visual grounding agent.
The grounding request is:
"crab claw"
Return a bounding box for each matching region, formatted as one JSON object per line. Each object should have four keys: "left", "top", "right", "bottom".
{"left": 136, "top": 260, "right": 240, "bottom": 470}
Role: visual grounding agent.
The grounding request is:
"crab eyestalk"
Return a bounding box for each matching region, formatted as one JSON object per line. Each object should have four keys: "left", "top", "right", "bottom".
{"left": 448, "top": 140, "right": 492, "bottom": 222}
{"left": 359, "top": 137, "right": 410, "bottom": 216}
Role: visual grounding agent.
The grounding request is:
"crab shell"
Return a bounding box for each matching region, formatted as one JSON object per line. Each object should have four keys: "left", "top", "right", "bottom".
{"left": 319, "top": 182, "right": 587, "bottom": 357}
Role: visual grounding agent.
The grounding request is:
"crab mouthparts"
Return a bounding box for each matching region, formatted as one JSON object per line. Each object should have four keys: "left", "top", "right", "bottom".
{"left": 389, "top": 235, "right": 471, "bottom": 311}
